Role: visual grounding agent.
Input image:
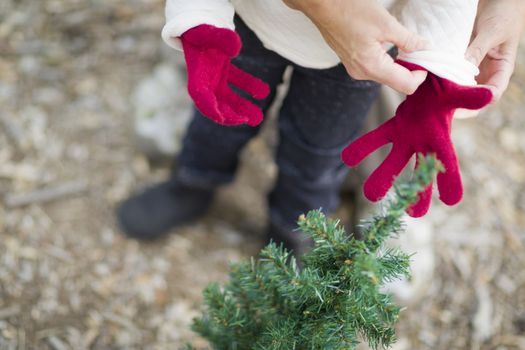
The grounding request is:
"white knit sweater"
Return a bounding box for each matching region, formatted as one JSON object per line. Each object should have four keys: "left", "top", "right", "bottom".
{"left": 162, "top": 0, "right": 480, "bottom": 86}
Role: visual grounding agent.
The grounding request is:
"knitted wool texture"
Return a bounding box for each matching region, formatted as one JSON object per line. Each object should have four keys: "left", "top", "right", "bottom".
{"left": 181, "top": 24, "right": 270, "bottom": 126}
{"left": 342, "top": 61, "right": 492, "bottom": 217}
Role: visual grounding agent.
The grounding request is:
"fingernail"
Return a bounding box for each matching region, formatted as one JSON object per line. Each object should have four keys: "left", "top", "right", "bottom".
{"left": 490, "top": 90, "right": 502, "bottom": 103}
{"left": 413, "top": 70, "right": 427, "bottom": 81}
{"left": 409, "top": 70, "right": 427, "bottom": 92}
{"left": 465, "top": 53, "right": 476, "bottom": 65}
{"left": 402, "top": 70, "right": 427, "bottom": 95}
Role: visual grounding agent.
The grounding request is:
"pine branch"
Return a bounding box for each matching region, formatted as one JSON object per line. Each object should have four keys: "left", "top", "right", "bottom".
{"left": 361, "top": 154, "right": 443, "bottom": 251}
{"left": 185, "top": 154, "right": 442, "bottom": 350}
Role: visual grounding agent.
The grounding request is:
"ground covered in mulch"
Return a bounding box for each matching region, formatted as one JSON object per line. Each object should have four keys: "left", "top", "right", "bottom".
{"left": 1, "top": 1, "right": 524, "bottom": 349}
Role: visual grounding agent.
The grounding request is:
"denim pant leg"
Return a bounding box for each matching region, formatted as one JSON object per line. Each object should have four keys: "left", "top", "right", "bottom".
{"left": 269, "top": 64, "right": 381, "bottom": 229}
{"left": 174, "top": 16, "right": 289, "bottom": 189}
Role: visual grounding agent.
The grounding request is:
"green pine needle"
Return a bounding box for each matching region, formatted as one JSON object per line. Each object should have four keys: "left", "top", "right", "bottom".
{"left": 184, "top": 154, "right": 442, "bottom": 350}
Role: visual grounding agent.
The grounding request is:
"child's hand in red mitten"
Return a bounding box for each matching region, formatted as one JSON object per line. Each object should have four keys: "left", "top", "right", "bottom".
{"left": 181, "top": 25, "right": 270, "bottom": 126}
{"left": 342, "top": 61, "right": 492, "bottom": 217}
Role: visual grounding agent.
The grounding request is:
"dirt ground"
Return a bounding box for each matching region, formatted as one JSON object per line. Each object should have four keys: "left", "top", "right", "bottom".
{"left": 1, "top": 1, "right": 525, "bottom": 349}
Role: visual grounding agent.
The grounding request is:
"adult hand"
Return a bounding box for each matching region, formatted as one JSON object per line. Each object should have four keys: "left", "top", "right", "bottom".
{"left": 341, "top": 61, "right": 493, "bottom": 217}
{"left": 283, "top": 0, "right": 429, "bottom": 94}
{"left": 466, "top": 0, "right": 525, "bottom": 102}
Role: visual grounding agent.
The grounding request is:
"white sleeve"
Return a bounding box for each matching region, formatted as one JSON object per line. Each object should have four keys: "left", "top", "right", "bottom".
{"left": 162, "top": 0, "right": 235, "bottom": 51}
{"left": 397, "top": 0, "right": 480, "bottom": 86}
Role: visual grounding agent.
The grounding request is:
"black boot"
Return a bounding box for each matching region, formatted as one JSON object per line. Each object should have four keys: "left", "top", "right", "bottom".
{"left": 116, "top": 181, "right": 213, "bottom": 240}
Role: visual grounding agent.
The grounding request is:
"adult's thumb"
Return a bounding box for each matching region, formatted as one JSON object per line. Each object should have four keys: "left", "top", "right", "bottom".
{"left": 385, "top": 18, "right": 429, "bottom": 53}
{"left": 465, "top": 32, "right": 495, "bottom": 67}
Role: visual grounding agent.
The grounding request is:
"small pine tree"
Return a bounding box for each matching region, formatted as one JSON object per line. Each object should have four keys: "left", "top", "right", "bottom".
{"left": 185, "top": 155, "right": 442, "bottom": 350}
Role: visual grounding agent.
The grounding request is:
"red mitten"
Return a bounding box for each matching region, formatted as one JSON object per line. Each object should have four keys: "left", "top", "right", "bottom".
{"left": 180, "top": 25, "right": 270, "bottom": 126}
{"left": 342, "top": 61, "right": 492, "bottom": 217}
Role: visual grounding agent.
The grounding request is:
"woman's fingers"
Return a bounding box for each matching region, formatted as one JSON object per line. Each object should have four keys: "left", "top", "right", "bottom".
{"left": 368, "top": 51, "right": 428, "bottom": 95}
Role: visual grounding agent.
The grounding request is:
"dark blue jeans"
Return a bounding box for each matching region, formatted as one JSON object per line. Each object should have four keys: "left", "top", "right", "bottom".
{"left": 175, "top": 16, "right": 380, "bottom": 230}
